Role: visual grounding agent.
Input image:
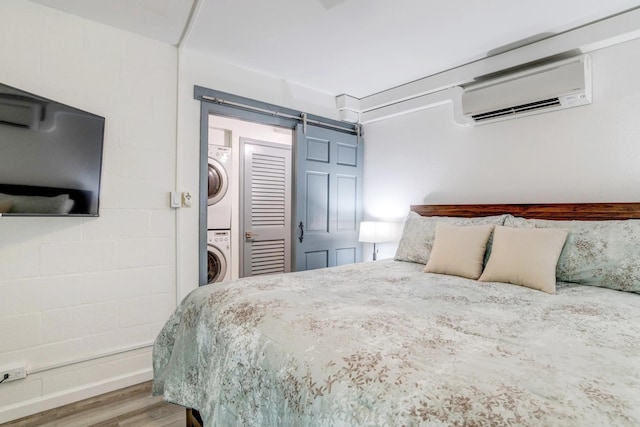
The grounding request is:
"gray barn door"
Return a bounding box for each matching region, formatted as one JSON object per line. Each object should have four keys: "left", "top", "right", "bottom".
{"left": 241, "top": 138, "right": 292, "bottom": 277}
{"left": 294, "top": 124, "right": 363, "bottom": 271}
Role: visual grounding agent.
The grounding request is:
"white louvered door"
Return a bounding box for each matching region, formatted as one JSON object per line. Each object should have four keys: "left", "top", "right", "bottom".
{"left": 241, "top": 138, "right": 292, "bottom": 277}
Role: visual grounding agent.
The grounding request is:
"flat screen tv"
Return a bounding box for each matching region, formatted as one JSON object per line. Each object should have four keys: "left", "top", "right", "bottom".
{"left": 0, "top": 82, "right": 105, "bottom": 216}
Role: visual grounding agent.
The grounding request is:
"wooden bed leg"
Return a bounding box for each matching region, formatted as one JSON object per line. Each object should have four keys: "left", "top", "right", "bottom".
{"left": 186, "top": 408, "right": 203, "bottom": 427}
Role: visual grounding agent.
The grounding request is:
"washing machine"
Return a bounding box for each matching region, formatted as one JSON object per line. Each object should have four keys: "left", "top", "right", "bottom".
{"left": 207, "top": 230, "right": 231, "bottom": 283}
{"left": 207, "top": 145, "right": 232, "bottom": 230}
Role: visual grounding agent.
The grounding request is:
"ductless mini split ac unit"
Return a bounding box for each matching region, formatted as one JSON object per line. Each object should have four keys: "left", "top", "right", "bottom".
{"left": 460, "top": 55, "right": 592, "bottom": 125}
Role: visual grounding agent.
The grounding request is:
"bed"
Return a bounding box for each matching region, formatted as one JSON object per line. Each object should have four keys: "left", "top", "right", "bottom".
{"left": 153, "top": 203, "right": 640, "bottom": 426}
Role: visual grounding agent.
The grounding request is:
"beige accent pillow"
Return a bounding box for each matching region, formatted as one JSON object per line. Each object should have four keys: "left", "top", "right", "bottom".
{"left": 479, "top": 226, "right": 568, "bottom": 294}
{"left": 424, "top": 223, "right": 495, "bottom": 279}
{"left": 0, "top": 199, "right": 12, "bottom": 213}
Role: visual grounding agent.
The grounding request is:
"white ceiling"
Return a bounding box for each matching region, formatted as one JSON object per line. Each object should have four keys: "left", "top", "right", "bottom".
{"left": 29, "top": 0, "right": 195, "bottom": 45}
{"left": 29, "top": 0, "right": 640, "bottom": 98}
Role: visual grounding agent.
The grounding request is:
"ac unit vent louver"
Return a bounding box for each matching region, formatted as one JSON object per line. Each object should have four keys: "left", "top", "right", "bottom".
{"left": 471, "top": 97, "right": 561, "bottom": 122}
{"left": 461, "top": 55, "right": 591, "bottom": 125}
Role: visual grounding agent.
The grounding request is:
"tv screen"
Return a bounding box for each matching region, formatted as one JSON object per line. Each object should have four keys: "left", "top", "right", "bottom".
{"left": 0, "top": 82, "right": 105, "bottom": 216}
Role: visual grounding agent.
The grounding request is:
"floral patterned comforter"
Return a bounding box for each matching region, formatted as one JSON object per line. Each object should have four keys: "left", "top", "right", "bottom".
{"left": 153, "top": 260, "right": 640, "bottom": 426}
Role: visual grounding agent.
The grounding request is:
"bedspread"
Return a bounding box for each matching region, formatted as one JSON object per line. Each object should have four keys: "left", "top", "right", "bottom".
{"left": 153, "top": 260, "right": 640, "bottom": 426}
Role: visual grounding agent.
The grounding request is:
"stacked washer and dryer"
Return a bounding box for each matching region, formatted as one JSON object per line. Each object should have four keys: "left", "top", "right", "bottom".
{"left": 206, "top": 145, "right": 232, "bottom": 284}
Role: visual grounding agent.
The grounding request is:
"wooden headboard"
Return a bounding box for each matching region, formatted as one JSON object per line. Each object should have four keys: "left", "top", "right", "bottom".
{"left": 410, "top": 203, "right": 640, "bottom": 220}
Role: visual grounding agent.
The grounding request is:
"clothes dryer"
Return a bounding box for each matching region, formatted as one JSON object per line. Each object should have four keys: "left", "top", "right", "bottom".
{"left": 207, "top": 145, "right": 232, "bottom": 230}
{"left": 207, "top": 230, "right": 231, "bottom": 283}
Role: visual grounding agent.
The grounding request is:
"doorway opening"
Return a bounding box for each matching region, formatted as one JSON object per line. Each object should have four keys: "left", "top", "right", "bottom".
{"left": 196, "top": 86, "right": 362, "bottom": 286}
{"left": 207, "top": 115, "right": 293, "bottom": 280}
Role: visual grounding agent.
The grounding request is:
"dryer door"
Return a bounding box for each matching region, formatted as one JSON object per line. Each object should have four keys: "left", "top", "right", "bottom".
{"left": 208, "top": 158, "right": 229, "bottom": 206}
{"left": 207, "top": 245, "right": 228, "bottom": 284}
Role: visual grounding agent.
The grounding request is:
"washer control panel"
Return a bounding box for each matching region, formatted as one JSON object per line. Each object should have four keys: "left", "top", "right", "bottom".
{"left": 208, "top": 145, "right": 231, "bottom": 161}
{"left": 208, "top": 230, "right": 230, "bottom": 247}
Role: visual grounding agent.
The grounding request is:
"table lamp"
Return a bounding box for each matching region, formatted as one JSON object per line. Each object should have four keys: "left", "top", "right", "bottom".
{"left": 359, "top": 221, "right": 392, "bottom": 261}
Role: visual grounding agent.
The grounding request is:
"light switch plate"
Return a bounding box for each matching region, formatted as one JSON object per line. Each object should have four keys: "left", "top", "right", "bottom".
{"left": 169, "top": 191, "right": 181, "bottom": 208}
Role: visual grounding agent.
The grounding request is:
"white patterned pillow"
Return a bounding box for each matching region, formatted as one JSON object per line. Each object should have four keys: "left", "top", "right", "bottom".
{"left": 394, "top": 212, "right": 506, "bottom": 264}
{"left": 505, "top": 215, "right": 640, "bottom": 293}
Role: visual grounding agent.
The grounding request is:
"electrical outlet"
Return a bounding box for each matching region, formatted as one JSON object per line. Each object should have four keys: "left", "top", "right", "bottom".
{"left": 0, "top": 366, "right": 27, "bottom": 384}
{"left": 182, "top": 191, "right": 192, "bottom": 207}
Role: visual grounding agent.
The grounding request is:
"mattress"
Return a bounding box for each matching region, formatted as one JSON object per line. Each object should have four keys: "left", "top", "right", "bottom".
{"left": 153, "top": 259, "right": 640, "bottom": 426}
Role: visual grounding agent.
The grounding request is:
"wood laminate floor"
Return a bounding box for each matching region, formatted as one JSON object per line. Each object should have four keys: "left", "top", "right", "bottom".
{"left": 4, "top": 381, "right": 185, "bottom": 427}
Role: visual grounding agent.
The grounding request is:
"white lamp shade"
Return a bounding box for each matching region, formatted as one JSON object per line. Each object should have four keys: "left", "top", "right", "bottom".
{"left": 358, "top": 221, "right": 392, "bottom": 243}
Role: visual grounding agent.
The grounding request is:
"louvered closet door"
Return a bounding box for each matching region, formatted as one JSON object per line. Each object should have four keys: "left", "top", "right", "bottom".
{"left": 241, "top": 138, "right": 292, "bottom": 277}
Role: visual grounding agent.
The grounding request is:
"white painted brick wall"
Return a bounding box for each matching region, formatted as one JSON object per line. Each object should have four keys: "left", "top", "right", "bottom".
{"left": 0, "top": 244, "right": 42, "bottom": 280}
{"left": 79, "top": 266, "right": 174, "bottom": 304}
{"left": 40, "top": 241, "right": 119, "bottom": 276}
{"left": 118, "top": 294, "right": 175, "bottom": 328}
{"left": 11, "top": 340, "right": 87, "bottom": 371}
{"left": 0, "top": 314, "right": 42, "bottom": 353}
{"left": 82, "top": 210, "right": 151, "bottom": 240}
{"left": 83, "top": 324, "right": 155, "bottom": 355}
{"left": 41, "top": 303, "right": 119, "bottom": 343}
{"left": 0, "top": 0, "right": 178, "bottom": 421}
{"left": 149, "top": 211, "right": 176, "bottom": 238}
{"left": 117, "top": 238, "right": 174, "bottom": 269}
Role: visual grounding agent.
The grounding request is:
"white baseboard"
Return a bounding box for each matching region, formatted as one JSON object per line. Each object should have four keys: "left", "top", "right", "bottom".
{"left": 0, "top": 368, "right": 153, "bottom": 424}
